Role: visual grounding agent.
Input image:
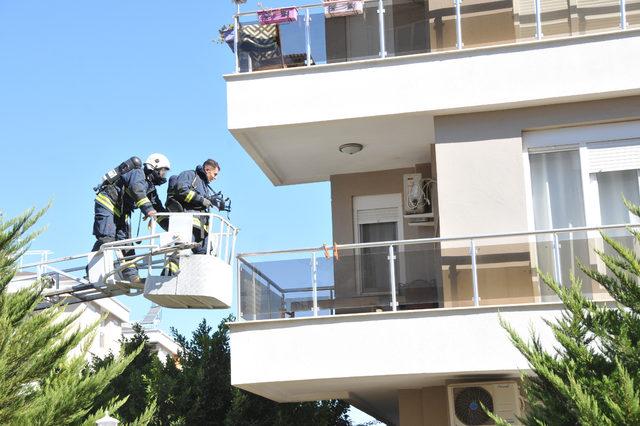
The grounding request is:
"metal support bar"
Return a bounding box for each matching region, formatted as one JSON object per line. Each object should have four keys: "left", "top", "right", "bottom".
{"left": 620, "top": 0, "right": 628, "bottom": 29}
{"left": 311, "top": 252, "right": 318, "bottom": 316}
{"left": 378, "top": 0, "right": 386, "bottom": 58}
{"left": 236, "top": 259, "right": 243, "bottom": 320}
{"left": 251, "top": 268, "right": 257, "bottom": 321}
{"left": 234, "top": 7, "right": 240, "bottom": 73}
{"left": 470, "top": 239, "right": 479, "bottom": 307}
{"left": 388, "top": 245, "right": 397, "bottom": 311}
{"left": 534, "top": 0, "right": 543, "bottom": 39}
{"left": 305, "top": 9, "right": 312, "bottom": 66}
{"left": 454, "top": 0, "right": 463, "bottom": 49}
{"left": 552, "top": 233, "right": 562, "bottom": 285}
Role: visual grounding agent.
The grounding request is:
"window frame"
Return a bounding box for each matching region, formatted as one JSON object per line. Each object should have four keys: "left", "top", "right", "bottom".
{"left": 522, "top": 120, "right": 640, "bottom": 232}
{"left": 352, "top": 193, "right": 405, "bottom": 295}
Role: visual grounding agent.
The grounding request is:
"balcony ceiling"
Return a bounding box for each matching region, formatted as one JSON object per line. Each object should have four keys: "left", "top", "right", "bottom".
{"left": 226, "top": 31, "right": 640, "bottom": 186}
{"left": 230, "top": 305, "right": 563, "bottom": 424}
{"left": 230, "top": 113, "right": 434, "bottom": 185}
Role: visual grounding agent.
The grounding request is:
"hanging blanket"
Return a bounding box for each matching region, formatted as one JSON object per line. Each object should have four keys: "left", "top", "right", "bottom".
{"left": 239, "top": 24, "right": 283, "bottom": 70}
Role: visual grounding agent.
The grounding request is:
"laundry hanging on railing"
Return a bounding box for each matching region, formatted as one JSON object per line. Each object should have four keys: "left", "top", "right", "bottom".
{"left": 324, "top": 0, "right": 364, "bottom": 18}
{"left": 239, "top": 24, "right": 285, "bottom": 70}
{"left": 258, "top": 7, "right": 298, "bottom": 25}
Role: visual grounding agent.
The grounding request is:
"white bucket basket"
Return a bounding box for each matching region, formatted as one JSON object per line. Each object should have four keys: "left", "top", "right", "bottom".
{"left": 144, "top": 254, "right": 232, "bottom": 309}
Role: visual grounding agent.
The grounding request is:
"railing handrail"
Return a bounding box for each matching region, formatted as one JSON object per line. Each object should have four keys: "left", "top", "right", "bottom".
{"left": 154, "top": 212, "right": 239, "bottom": 234}
{"left": 235, "top": 0, "right": 378, "bottom": 17}
{"left": 231, "top": 0, "right": 631, "bottom": 74}
{"left": 237, "top": 222, "right": 639, "bottom": 258}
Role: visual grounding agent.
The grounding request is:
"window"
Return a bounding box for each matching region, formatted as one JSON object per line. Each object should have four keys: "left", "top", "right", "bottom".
{"left": 524, "top": 122, "right": 640, "bottom": 296}
{"left": 529, "top": 149, "right": 589, "bottom": 296}
{"left": 529, "top": 149, "right": 586, "bottom": 230}
{"left": 353, "top": 194, "right": 403, "bottom": 294}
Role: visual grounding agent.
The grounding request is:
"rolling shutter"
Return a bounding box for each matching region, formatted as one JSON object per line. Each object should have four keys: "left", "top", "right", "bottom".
{"left": 588, "top": 139, "right": 640, "bottom": 173}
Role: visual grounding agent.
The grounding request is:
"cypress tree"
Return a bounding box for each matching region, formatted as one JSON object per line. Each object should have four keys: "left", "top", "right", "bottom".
{"left": 493, "top": 201, "right": 640, "bottom": 425}
{"left": 0, "top": 207, "right": 153, "bottom": 425}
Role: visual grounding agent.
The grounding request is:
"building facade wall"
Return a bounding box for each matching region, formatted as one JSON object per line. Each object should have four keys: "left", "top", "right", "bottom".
{"left": 399, "top": 386, "right": 449, "bottom": 426}
{"left": 433, "top": 95, "right": 640, "bottom": 307}
{"left": 330, "top": 165, "right": 439, "bottom": 310}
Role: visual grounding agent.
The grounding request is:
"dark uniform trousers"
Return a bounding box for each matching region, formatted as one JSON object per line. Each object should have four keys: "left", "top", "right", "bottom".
{"left": 92, "top": 199, "right": 137, "bottom": 280}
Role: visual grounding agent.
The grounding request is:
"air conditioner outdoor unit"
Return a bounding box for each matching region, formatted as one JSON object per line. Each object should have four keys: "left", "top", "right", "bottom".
{"left": 447, "top": 381, "right": 522, "bottom": 426}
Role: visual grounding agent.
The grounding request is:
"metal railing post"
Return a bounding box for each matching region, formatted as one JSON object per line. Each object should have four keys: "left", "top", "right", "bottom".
{"left": 236, "top": 259, "right": 243, "bottom": 320}
{"left": 552, "top": 233, "right": 562, "bottom": 285}
{"left": 305, "top": 9, "right": 312, "bottom": 66}
{"left": 470, "top": 239, "right": 479, "bottom": 307}
{"left": 251, "top": 268, "right": 257, "bottom": 320}
{"left": 620, "top": 0, "right": 628, "bottom": 29}
{"left": 267, "top": 281, "right": 272, "bottom": 319}
{"left": 454, "top": 0, "right": 463, "bottom": 49}
{"left": 311, "top": 252, "right": 318, "bottom": 316}
{"left": 234, "top": 7, "right": 240, "bottom": 73}
{"left": 388, "top": 245, "right": 397, "bottom": 311}
{"left": 534, "top": 0, "right": 543, "bottom": 39}
{"left": 378, "top": 0, "right": 387, "bottom": 58}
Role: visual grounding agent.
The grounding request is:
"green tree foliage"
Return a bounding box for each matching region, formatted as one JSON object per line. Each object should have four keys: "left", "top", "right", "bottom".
{"left": 91, "top": 324, "right": 163, "bottom": 424}
{"left": 0, "top": 207, "right": 152, "bottom": 425}
{"left": 225, "top": 388, "right": 351, "bottom": 426}
{"left": 493, "top": 201, "right": 640, "bottom": 425}
{"left": 97, "top": 314, "right": 351, "bottom": 425}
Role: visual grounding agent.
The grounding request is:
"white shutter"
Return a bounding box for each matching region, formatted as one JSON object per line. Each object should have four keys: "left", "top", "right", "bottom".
{"left": 356, "top": 207, "right": 399, "bottom": 225}
{"left": 588, "top": 139, "right": 640, "bottom": 173}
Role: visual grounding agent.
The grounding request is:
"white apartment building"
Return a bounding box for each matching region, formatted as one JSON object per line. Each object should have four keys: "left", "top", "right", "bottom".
{"left": 224, "top": 3, "right": 640, "bottom": 424}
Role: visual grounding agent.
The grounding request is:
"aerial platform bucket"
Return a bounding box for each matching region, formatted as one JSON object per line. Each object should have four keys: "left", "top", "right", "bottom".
{"left": 144, "top": 254, "right": 232, "bottom": 309}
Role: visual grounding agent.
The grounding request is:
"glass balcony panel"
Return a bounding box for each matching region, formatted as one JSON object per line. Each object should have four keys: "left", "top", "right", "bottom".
{"left": 512, "top": 0, "right": 539, "bottom": 40}
{"left": 459, "top": 0, "right": 520, "bottom": 48}
{"left": 440, "top": 240, "right": 474, "bottom": 307}
{"left": 308, "top": 11, "right": 329, "bottom": 65}
{"left": 589, "top": 226, "right": 639, "bottom": 301}
{"left": 629, "top": 0, "right": 640, "bottom": 27}
{"left": 322, "top": 0, "right": 383, "bottom": 63}
{"left": 332, "top": 248, "right": 394, "bottom": 313}
{"left": 556, "top": 230, "right": 591, "bottom": 292}
{"left": 396, "top": 243, "right": 443, "bottom": 310}
{"left": 428, "top": 0, "right": 461, "bottom": 51}
{"left": 278, "top": 16, "right": 311, "bottom": 68}
{"left": 474, "top": 236, "right": 538, "bottom": 306}
{"left": 533, "top": 233, "right": 560, "bottom": 302}
{"left": 575, "top": 0, "right": 625, "bottom": 34}
{"left": 239, "top": 260, "right": 288, "bottom": 320}
{"left": 382, "top": 0, "right": 430, "bottom": 57}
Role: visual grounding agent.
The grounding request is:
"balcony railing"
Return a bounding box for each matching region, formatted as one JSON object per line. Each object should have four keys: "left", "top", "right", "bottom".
{"left": 228, "top": 0, "right": 638, "bottom": 73}
{"left": 236, "top": 223, "right": 638, "bottom": 321}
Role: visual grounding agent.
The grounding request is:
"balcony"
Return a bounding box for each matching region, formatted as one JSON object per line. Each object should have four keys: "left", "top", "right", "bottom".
{"left": 229, "top": 224, "right": 631, "bottom": 419}
{"left": 228, "top": 0, "right": 639, "bottom": 74}
{"left": 236, "top": 224, "right": 630, "bottom": 319}
{"left": 225, "top": 1, "right": 640, "bottom": 185}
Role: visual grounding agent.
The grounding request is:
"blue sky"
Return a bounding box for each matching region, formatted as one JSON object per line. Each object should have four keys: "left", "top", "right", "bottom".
{"left": 0, "top": 0, "right": 333, "bottom": 336}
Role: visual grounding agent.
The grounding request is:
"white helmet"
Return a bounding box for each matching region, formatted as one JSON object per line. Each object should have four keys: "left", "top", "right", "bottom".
{"left": 145, "top": 153, "right": 171, "bottom": 170}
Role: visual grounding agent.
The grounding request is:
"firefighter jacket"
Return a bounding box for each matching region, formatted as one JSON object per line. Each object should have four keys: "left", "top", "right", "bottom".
{"left": 95, "top": 168, "right": 158, "bottom": 218}
{"left": 166, "top": 165, "right": 213, "bottom": 212}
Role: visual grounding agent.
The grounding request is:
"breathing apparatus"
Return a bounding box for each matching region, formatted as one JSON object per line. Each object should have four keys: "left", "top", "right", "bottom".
{"left": 94, "top": 157, "right": 142, "bottom": 192}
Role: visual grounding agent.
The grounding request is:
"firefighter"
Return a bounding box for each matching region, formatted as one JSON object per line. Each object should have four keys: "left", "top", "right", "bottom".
{"left": 92, "top": 153, "right": 171, "bottom": 283}
{"left": 163, "top": 159, "right": 226, "bottom": 275}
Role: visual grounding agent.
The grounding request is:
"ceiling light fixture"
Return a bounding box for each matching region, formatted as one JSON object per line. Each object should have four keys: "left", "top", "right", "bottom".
{"left": 338, "top": 143, "right": 364, "bottom": 155}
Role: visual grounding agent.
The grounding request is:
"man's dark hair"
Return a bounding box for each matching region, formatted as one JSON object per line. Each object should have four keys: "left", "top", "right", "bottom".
{"left": 203, "top": 159, "right": 220, "bottom": 171}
